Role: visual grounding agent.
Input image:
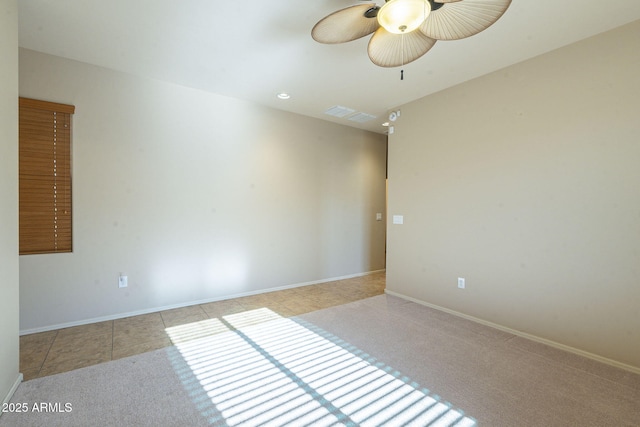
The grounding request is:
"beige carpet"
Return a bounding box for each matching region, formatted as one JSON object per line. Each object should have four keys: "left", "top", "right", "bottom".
{"left": 1, "top": 295, "right": 638, "bottom": 426}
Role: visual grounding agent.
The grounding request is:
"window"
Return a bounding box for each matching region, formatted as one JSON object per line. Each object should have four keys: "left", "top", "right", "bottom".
{"left": 19, "top": 97, "right": 75, "bottom": 255}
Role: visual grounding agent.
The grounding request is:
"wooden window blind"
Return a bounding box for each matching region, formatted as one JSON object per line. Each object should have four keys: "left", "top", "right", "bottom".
{"left": 19, "top": 97, "right": 75, "bottom": 255}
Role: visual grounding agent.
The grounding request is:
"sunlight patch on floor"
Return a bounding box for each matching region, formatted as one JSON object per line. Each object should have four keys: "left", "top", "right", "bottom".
{"left": 166, "top": 308, "right": 475, "bottom": 426}
{"left": 165, "top": 318, "right": 231, "bottom": 344}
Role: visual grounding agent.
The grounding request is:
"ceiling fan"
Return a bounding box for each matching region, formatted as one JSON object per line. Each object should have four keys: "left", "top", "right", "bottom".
{"left": 312, "top": 0, "right": 511, "bottom": 69}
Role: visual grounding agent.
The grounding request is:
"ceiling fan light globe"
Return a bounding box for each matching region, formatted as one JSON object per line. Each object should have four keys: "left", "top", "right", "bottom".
{"left": 377, "top": 0, "right": 431, "bottom": 35}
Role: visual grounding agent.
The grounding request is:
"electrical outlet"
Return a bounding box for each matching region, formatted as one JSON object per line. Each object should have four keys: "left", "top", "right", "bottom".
{"left": 119, "top": 275, "right": 128, "bottom": 288}
{"left": 458, "top": 277, "right": 465, "bottom": 289}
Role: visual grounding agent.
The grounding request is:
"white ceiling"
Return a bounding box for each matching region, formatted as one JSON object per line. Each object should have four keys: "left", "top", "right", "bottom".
{"left": 17, "top": 1, "right": 640, "bottom": 134}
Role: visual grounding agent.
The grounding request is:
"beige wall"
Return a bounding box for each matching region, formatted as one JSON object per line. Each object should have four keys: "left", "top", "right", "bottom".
{"left": 386, "top": 21, "right": 640, "bottom": 370}
{"left": 0, "top": 0, "right": 21, "bottom": 405}
{"left": 19, "top": 49, "right": 387, "bottom": 332}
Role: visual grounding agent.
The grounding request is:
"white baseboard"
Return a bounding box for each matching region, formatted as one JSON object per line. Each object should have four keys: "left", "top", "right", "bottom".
{"left": 385, "top": 289, "right": 640, "bottom": 376}
{"left": 20, "top": 269, "right": 386, "bottom": 336}
{"left": 1, "top": 373, "right": 23, "bottom": 411}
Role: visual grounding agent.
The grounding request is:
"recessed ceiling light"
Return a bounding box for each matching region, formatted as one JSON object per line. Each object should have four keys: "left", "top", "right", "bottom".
{"left": 382, "top": 122, "right": 390, "bottom": 127}
{"left": 277, "top": 92, "right": 290, "bottom": 100}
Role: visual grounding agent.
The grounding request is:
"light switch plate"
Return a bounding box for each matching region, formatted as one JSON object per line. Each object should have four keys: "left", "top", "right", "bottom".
{"left": 392, "top": 215, "right": 404, "bottom": 225}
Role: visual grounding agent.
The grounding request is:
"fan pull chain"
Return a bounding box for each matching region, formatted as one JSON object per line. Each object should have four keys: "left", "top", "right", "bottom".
{"left": 401, "top": 32, "right": 405, "bottom": 81}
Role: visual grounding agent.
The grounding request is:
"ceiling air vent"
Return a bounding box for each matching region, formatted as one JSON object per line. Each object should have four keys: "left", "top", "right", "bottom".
{"left": 348, "top": 112, "right": 376, "bottom": 123}
{"left": 324, "top": 105, "right": 356, "bottom": 118}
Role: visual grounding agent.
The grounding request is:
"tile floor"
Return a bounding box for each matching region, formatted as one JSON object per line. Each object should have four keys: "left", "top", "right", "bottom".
{"left": 19, "top": 272, "right": 386, "bottom": 381}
